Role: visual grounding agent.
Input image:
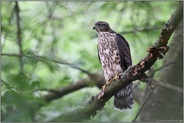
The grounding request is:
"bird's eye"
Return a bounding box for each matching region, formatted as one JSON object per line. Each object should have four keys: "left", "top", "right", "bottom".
{"left": 98, "top": 24, "right": 103, "bottom": 27}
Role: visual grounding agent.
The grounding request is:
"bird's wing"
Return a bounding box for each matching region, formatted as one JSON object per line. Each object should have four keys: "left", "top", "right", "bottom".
{"left": 97, "top": 44, "right": 102, "bottom": 64}
{"left": 115, "top": 34, "right": 132, "bottom": 70}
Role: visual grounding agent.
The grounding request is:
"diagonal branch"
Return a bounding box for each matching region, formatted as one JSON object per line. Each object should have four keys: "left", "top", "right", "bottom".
{"left": 53, "top": 2, "right": 183, "bottom": 122}
{"left": 132, "top": 85, "right": 156, "bottom": 122}
{"left": 3, "top": 53, "right": 180, "bottom": 103}
{"left": 42, "top": 71, "right": 182, "bottom": 103}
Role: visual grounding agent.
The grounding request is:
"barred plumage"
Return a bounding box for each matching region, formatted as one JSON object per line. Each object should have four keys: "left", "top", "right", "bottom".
{"left": 93, "top": 21, "right": 134, "bottom": 110}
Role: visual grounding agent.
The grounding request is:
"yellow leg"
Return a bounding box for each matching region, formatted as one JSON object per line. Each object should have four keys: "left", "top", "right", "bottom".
{"left": 102, "top": 74, "right": 121, "bottom": 91}
{"left": 98, "top": 74, "right": 122, "bottom": 99}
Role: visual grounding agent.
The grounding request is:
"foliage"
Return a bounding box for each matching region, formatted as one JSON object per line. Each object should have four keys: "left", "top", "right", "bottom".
{"left": 1, "top": 1, "right": 177, "bottom": 122}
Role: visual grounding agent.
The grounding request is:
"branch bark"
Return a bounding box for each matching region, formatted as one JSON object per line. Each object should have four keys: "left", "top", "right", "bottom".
{"left": 3, "top": 53, "right": 180, "bottom": 104}
{"left": 43, "top": 73, "right": 105, "bottom": 102}
{"left": 43, "top": 72, "right": 182, "bottom": 103}
{"left": 53, "top": 2, "right": 183, "bottom": 122}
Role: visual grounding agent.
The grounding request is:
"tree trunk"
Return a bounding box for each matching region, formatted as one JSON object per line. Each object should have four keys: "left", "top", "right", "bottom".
{"left": 140, "top": 21, "right": 183, "bottom": 122}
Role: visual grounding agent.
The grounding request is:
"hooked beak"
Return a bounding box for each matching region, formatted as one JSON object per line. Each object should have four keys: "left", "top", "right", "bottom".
{"left": 93, "top": 25, "right": 96, "bottom": 30}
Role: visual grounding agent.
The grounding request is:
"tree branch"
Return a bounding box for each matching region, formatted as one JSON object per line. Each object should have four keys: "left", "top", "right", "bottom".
{"left": 39, "top": 60, "right": 180, "bottom": 104}
{"left": 43, "top": 73, "right": 105, "bottom": 102}
{"left": 1, "top": 53, "right": 91, "bottom": 76}
{"left": 141, "top": 77, "right": 183, "bottom": 94}
{"left": 15, "top": 1, "right": 23, "bottom": 73}
{"left": 44, "top": 71, "right": 183, "bottom": 104}
{"left": 53, "top": 2, "right": 183, "bottom": 121}
{"left": 147, "top": 61, "right": 175, "bottom": 77}
{"left": 34, "top": 55, "right": 92, "bottom": 76}
{"left": 120, "top": 26, "right": 161, "bottom": 35}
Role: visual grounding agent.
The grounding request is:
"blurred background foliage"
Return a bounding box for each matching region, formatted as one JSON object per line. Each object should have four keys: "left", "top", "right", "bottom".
{"left": 1, "top": 1, "right": 178, "bottom": 122}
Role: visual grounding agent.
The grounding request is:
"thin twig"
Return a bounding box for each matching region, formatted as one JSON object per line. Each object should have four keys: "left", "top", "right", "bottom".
{"left": 148, "top": 61, "right": 175, "bottom": 77}
{"left": 145, "top": 78, "right": 183, "bottom": 94}
{"left": 154, "top": 61, "right": 175, "bottom": 72}
{"left": 1, "top": 53, "right": 20, "bottom": 57}
{"left": 1, "top": 79, "right": 13, "bottom": 91}
{"left": 120, "top": 27, "right": 161, "bottom": 34}
{"left": 45, "top": 2, "right": 59, "bottom": 58}
{"left": 34, "top": 55, "right": 92, "bottom": 76}
{"left": 1, "top": 53, "right": 91, "bottom": 76}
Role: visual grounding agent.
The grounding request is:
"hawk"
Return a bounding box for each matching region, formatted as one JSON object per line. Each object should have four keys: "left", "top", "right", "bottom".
{"left": 93, "top": 21, "right": 133, "bottom": 110}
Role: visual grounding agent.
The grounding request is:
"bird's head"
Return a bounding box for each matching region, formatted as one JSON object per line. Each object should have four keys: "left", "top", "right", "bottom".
{"left": 93, "top": 21, "right": 114, "bottom": 33}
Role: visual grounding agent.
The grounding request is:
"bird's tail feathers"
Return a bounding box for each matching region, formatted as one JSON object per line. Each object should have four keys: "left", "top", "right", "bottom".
{"left": 113, "top": 83, "right": 134, "bottom": 110}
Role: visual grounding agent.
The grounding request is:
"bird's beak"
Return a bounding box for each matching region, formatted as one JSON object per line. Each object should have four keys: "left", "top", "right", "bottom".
{"left": 93, "top": 25, "right": 96, "bottom": 30}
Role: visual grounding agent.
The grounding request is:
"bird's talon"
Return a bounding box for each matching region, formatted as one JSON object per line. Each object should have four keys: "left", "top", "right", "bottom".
{"left": 102, "top": 74, "right": 121, "bottom": 91}
{"left": 114, "top": 75, "right": 119, "bottom": 79}
{"left": 102, "top": 85, "right": 106, "bottom": 91}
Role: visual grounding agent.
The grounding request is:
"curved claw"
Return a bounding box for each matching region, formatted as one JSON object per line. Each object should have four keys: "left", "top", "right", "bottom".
{"left": 102, "top": 74, "right": 121, "bottom": 91}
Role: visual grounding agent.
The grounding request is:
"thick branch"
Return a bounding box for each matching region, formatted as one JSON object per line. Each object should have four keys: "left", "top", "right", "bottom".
{"left": 43, "top": 68, "right": 182, "bottom": 103}
{"left": 43, "top": 73, "right": 105, "bottom": 102}
{"left": 54, "top": 2, "right": 183, "bottom": 122}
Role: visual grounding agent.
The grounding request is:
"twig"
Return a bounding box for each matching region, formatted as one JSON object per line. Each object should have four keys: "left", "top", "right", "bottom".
{"left": 1, "top": 53, "right": 92, "bottom": 76}
{"left": 45, "top": 2, "right": 58, "bottom": 57}
{"left": 120, "top": 26, "right": 161, "bottom": 35}
{"left": 1, "top": 53, "right": 20, "bottom": 57}
{"left": 1, "top": 79, "right": 13, "bottom": 91}
{"left": 45, "top": 2, "right": 58, "bottom": 20}
{"left": 143, "top": 77, "right": 183, "bottom": 94}
{"left": 154, "top": 61, "right": 175, "bottom": 72}
{"left": 15, "top": 1, "right": 23, "bottom": 73}
{"left": 43, "top": 77, "right": 99, "bottom": 102}
{"left": 132, "top": 86, "right": 156, "bottom": 122}
{"left": 35, "top": 55, "right": 92, "bottom": 76}
{"left": 148, "top": 61, "right": 175, "bottom": 77}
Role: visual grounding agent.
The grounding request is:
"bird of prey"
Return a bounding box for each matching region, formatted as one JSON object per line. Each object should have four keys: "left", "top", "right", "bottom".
{"left": 93, "top": 21, "right": 133, "bottom": 110}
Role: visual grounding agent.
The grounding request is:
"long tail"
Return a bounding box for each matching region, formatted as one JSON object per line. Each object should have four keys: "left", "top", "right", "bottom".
{"left": 113, "top": 83, "right": 134, "bottom": 110}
